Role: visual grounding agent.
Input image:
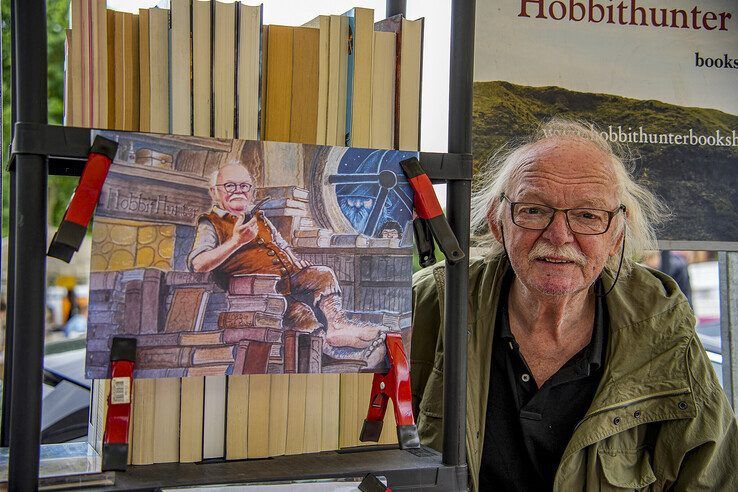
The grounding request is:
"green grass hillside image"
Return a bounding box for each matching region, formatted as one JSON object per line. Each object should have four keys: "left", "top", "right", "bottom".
{"left": 472, "top": 81, "right": 738, "bottom": 243}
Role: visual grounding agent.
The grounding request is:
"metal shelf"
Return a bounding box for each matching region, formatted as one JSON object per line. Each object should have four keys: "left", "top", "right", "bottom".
{"left": 9, "top": 122, "right": 472, "bottom": 182}
{"left": 93, "top": 447, "right": 466, "bottom": 491}
{"left": 4, "top": 0, "right": 476, "bottom": 488}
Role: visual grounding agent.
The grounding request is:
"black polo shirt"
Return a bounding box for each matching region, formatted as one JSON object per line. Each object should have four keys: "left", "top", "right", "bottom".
{"left": 479, "top": 270, "right": 608, "bottom": 491}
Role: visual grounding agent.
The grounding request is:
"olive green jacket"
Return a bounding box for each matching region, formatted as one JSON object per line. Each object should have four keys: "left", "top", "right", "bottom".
{"left": 411, "top": 256, "right": 738, "bottom": 491}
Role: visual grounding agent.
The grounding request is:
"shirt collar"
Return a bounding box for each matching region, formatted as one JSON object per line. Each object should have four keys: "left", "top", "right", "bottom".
{"left": 212, "top": 206, "right": 230, "bottom": 218}
{"left": 499, "top": 267, "right": 607, "bottom": 372}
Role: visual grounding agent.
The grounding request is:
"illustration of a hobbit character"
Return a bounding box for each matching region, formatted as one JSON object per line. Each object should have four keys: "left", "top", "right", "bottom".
{"left": 188, "top": 162, "right": 389, "bottom": 366}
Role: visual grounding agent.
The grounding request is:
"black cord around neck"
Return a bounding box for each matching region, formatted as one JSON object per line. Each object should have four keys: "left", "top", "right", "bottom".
{"left": 596, "top": 226, "right": 626, "bottom": 298}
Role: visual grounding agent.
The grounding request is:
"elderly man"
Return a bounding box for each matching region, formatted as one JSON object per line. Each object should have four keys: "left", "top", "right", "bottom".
{"left": 189, "top": 163, "right": 386, "bottom": 363}
{"left": 411, "top": 119, "right": 737, "bottom": 490}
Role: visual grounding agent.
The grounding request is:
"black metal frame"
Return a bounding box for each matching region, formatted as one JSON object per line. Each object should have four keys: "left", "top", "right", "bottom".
{"left": 0, "top": 0, "right": 18, "bottom": 451}
{"left": 445, "top": 0, "right": 475, "bottom": 472}
{"left": 7, "top": 1, "right": 48, "bottom": 489}
{"left": 3, "top": 0, "right": 476, "bottom": 488}
{"left": 8, "top": 123, "right": 472, "bottom": 183}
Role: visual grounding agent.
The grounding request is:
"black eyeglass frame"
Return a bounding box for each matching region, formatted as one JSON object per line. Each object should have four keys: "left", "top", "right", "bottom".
{"left": 500, "top": 193, "right": 626, "bottom": 236}
{"left": 213, "top": 182, "right": 254, "bottom": 194}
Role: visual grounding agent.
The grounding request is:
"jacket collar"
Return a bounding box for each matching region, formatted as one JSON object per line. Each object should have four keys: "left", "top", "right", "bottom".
{"left": 475, "top": 255, "right": 694, "bottom": 411}
{"left": 463, "top": 255, "right": 696, "bottom": 490}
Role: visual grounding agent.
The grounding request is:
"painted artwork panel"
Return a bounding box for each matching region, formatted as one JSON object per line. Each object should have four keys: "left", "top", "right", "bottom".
{"left": 474, "top": 0, "right": 738, "bottom": 247}
{"left": 86, "top": 131, "right": 416, "bottom": 378}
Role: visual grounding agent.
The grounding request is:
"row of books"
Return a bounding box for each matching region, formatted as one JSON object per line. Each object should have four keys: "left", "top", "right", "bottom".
{"left": 65, "top": 0, "right": 423, "bottom": 150}
{"left": 66, "top": 0, "right": 422, "bottom": 465}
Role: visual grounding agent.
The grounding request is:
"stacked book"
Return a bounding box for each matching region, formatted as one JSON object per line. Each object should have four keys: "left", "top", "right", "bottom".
{"left": 222, "top": 275, "right": 287, "bottom": 374}
{"left": 260, "top": 187, "right": 311, "bottom": 220}
{"left": 65, "top": 0, "right": 262, "bottom": 138}
{"left": 257, "top": 186, "right": 333, "bottom": 247}
{"left": 67, "top": 0, "right": 423, "bottom": 465}
{"left": 65, "top": 2, "right": 423, "bottom": 149}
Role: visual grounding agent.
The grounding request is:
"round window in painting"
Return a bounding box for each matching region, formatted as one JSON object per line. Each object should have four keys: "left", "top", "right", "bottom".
{"left": 327, "top": 148, "right": 415, "bottom": 238}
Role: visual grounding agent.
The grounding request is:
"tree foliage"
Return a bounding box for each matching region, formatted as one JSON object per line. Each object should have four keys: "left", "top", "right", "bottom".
{"left": 2, "top": 0, "right": 77, "bottom": 236}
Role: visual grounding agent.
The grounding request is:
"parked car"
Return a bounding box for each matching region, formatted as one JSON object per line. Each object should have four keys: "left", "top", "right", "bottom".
{"left": 42, "top": 344, "right": 90, "bottom": 443}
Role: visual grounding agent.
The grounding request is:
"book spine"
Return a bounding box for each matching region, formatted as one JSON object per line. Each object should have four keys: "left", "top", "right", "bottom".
{"left": 349, "top": 8, "right": 374, "bottom": 148}
{"left": 344, "top": 14, "right": 355, "bottom": 146}
{"left": 315, "top": 16, "right": 330, "bottom": 145}
{"left": 284, "top": 374, "right": 307, "bottom": 455}
{"left": 225, "top": 375, "right": 249, "bottom": 459}
{"left": 246, "top": 374, "right": 270, "bottom": 457}
{"left": 236, "top": 4, "right": 261, "bottom": 140}
{"left": 170, "top": 0, "right": 193, "bottom": 136}
{"left": 264, "top": 25, "right": 293, "bottom": 142}
{"left": 64, "top": 28, "right": 74, "bottom": 126}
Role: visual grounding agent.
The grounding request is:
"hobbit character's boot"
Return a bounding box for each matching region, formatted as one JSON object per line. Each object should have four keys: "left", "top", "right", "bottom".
{"left": 318, "top": 294, "right": 390, "bottom": 349}
{"left": 322, "top": 332, "right": 388, "bottom": 370}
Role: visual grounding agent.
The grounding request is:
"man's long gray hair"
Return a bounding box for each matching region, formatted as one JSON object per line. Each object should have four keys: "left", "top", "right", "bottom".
{"left": 470, "top": 118, "right": 671, "bottom": 276}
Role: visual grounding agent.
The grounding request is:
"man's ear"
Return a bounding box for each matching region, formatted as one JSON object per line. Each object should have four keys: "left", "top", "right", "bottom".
{"left": 487, "top": 203, "right": 502, "bottom": 242}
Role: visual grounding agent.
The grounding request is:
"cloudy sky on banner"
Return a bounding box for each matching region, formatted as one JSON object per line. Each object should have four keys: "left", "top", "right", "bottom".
{"left": 475, "top": 0, "right": 738, "bottom": 115}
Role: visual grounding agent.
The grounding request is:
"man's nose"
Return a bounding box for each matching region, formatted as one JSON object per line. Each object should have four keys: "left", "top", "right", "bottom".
{"left": 541, "top": 211, "right": 573, "bottom": 245}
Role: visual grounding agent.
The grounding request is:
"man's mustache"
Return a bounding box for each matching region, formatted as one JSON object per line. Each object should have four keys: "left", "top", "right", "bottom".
{"left": 528, "top": 241, "right": 587, "bottom": 266}
{"left": 226, "top": 192, "right": 248, "bottom": 200}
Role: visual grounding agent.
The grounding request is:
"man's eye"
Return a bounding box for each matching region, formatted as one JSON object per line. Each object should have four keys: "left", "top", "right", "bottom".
{"left": 573, "top": 210, "right": 598, "bottom": 220}
{"left": 521, "top": 207, "right": 543, "bottom": 215}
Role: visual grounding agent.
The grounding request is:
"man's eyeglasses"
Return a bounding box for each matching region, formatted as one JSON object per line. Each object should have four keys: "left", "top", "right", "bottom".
{"left": 214, "top": 182, "right": 253, "bottom": 194}
{"left": 500, "top": 193, "right": 626, "bottom": 235}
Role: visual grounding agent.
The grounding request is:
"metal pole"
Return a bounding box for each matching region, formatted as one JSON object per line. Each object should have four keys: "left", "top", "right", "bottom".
{"left": 1, "top": 0, "right": 18, "bottom": 448}
{"left": 444, "top": 0, "right": 475, "bottom": 468}
{"left": 9, "top": 0, "right": 48, "bottom": 488}
{"left": 1, "top": 168, "right": 16, "bottom": 448}
{"left": 718, "top": 252, "right": 737, "bottom": 409}
{"left": 386, "top": 0, "right": 407, "bottom": 18}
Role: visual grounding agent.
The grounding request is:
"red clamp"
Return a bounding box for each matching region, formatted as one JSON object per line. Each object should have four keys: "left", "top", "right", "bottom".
{"left": 47, "top": 135, "right": 118, "bottom": 263}
{"left": 102, "top": 337, "right": 137, "bottom": 471}
{"left": 359, "top": 333, "right": 420, "bottom": 449}
{"left": 400, "top": 157, "right": 464, "bottom": 265}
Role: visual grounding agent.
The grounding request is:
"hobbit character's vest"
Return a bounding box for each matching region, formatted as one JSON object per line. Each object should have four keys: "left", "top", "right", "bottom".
{"left": 200, "top": 210, "right": 298, "bottom": 291}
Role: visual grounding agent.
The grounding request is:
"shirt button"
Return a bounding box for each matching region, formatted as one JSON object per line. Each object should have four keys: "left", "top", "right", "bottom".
{"left": 633, "top": 410, "right": 642, "bottom": 418}
{"left": 267, "top": 250, "right": 275, "bottom": 256}
{"left": 678, "top": 401, "right": 688, "bottom": 410}
{"left": 521, "top": 374, "right": 530, "bottom": 383}
{"left": 613, "top": 417, "right": 621, "bottom": 425}
{"left": 280, "top": 268, "right": 288, "bottom": 275}
{"left": 272, "top": 258, "right": 280, "bottom": 265}
{"left": 257, "top": 238, "right": 265, "bottom": 245}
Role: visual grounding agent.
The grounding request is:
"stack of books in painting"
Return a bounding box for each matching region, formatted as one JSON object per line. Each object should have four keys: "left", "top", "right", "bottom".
{"left": 64, "top": 0, "right": 423, "bottom": 465}
{"left": 220, "top": 275, "right": 287, "bottom": 374}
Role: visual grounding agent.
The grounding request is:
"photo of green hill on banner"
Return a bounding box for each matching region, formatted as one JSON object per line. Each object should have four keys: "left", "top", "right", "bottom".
{"left": 473, "top": 0, "right": 738, "bottom": 247}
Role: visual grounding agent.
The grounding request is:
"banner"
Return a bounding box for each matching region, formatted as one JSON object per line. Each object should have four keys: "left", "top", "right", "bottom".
{"left": 473, "top": 0, "right": 738, "bottom": 247}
